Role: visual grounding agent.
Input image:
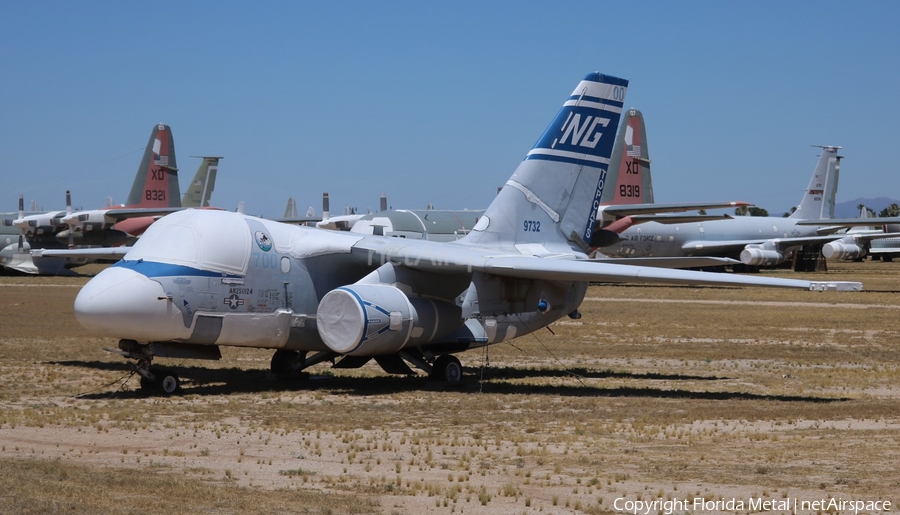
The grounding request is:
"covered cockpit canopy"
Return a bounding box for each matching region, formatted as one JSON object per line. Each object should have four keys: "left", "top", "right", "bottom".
{"left": 124, "top": 210, "right": 251, "bottom": 276}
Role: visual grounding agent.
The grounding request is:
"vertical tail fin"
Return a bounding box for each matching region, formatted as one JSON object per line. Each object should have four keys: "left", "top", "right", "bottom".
{"left": 126, "top": 124, "right": 180, "bottom": 208}
{"left": 463, "top": 73, "right": 628, "bottom": 251}
{"left": 283, "top": 197, "right": 298, "bottom": 218}
{"left": 600, "top": 108, "right": 653, "bottom": 205}
{"left": 790, "top": 146, "right": 841, "bottom": 219}
{"left": 181, "top": 156, "right": 220, "bottom": 208}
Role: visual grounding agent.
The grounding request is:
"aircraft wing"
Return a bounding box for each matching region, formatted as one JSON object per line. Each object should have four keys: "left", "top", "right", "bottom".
{"left": 593, "top": 256, "right": 740, "bottom": 268}
{"left": 678, "top": 234, "right": 858, "bottom": 254}
{"left": 600, "top": 201, "right": 750, "bottom": 217}
{"left": 854, "top": 231, "right": 900, "bottom": 243}
{"left": 32, "top": 247, "right": 129, "bottom": 260}
{"left": 275, "top": 216, "right": 323, "bottom": 225}
{"left": 797, "top": 217, "right": 900, "bottom": 227}
{"left": 354, "top": 240, "right": 861, "bottom": 291}
{"left": 469, "top": 256, "right": 860, "bottom": 291}
{"left": 101, "top": 207, "right": 187, "bottom": 221}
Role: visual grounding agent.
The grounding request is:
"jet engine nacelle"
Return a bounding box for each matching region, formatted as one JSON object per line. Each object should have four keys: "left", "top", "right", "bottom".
{"left": 822, "top": 241, "right": 866, "bottom": 260}
{"left": 740, "top": 245, "right": 787, "bottom": 266}
{"left": 316, "top": 284, "right": 460, "bottom": 357}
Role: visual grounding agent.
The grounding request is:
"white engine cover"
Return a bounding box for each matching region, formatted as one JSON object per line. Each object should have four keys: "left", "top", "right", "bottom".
{"left": 317, "top": 285, "right": 415, "bottom": 356}
{"left": 822, "top": 241, "right": 865, "bottom": 260}
{"left": 317, "top": 284, "right": 460, "bottom": 357}
{"left": 740, "top": 247, "right": 787, "bottom": 266}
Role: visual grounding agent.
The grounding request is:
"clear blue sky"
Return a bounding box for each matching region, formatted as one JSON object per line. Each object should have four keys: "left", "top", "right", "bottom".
{"left": 2, "top": 1, "right": 898, "bottom": 218}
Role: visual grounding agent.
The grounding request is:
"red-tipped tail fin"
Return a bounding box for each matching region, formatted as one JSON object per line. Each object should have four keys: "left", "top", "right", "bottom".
{"left": 601, "top": 108, "right": 652, "bottom": 205}
{"left": 125, "top": 124, "right": 180, "bottom": 208}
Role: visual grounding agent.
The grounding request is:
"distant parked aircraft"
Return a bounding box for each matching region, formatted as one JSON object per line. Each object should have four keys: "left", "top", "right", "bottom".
{"left": 1, "top": 125, "right": 218, "bottom": 274}
{"left": 600, "top": 146, "right": 851, "bottom": 271}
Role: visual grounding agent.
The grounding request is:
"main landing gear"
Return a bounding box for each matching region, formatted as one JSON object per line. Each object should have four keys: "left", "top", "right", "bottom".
{"left": 269, "top": 349, "right": 334, "bottom": 378}
{"left": 430, "top": 354, "right": 463, "bottom": 383}
{"left": 268, "top": 348, "right": 465, "bottom": 385}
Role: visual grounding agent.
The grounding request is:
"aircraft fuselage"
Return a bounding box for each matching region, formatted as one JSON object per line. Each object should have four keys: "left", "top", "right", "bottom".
{"left": 605, "top": 217, "right": 822, "bottom": 259}
{"left": 75, "top": 210, "right": 586, "bottom": 357}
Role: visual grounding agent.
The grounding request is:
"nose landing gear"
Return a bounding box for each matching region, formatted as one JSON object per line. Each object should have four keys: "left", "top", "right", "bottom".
{"left": 135, "top": 362, "right": 181, "bottom": 395}
{"left": 106, "top": 340, "right": 182, "bottom": 396}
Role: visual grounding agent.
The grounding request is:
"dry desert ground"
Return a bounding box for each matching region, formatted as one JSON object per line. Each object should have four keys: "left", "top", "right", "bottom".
{"left": 1, "top": 260, "right": 899, "bottom": 514}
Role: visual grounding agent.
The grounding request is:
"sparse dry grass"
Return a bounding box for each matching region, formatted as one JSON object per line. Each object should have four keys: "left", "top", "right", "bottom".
{"left": 1, "top": 260, "right": 899, "bottom": 513}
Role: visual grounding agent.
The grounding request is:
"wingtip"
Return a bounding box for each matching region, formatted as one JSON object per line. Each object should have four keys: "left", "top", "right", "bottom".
{"left": 807, "top": 281, "right": 863, "bottom": 292}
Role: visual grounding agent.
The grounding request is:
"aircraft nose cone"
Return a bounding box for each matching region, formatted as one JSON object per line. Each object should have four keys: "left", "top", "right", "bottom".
{"left": 74, "top": 265, "right": 191, "bottom": 341}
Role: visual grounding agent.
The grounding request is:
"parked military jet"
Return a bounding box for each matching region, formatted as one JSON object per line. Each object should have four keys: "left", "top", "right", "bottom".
{"left": 72, "top": 73, "right": 861, "bottom": 395}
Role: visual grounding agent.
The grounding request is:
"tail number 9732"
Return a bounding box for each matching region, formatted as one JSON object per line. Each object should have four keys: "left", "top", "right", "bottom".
{"left": 523, "top": 220, "right": 541, "bottom": 232}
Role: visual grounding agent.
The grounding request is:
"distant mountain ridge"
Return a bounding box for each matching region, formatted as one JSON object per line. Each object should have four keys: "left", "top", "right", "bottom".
{"left": 835, "top": 197, "right": 900, "bottom": 218}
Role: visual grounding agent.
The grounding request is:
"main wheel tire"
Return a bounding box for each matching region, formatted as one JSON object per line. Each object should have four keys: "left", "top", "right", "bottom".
{"left": 270, "top": 349, "right": 299, "bottom": 375}
{"left": 157, "top": 370, "right": 181, "bottom": 395}
{"left": 139, "top": 375, "right": 154, "bottom": 392}
{"left": 432, "top": 355, "right": 463, "bottom": 384}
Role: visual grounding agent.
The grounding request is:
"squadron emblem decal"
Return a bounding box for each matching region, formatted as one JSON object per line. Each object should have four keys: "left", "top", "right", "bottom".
{"left": 255, "top": 231, "right": 272, "bottom": 252}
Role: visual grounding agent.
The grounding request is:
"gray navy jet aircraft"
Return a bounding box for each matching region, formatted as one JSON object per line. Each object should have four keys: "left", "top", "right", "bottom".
{"left": 72, "top": 73, "right": 861, "bottom": 394}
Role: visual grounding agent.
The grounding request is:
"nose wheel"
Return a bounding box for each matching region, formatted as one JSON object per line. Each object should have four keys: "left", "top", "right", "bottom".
{"left": 107, "top": 340, "right": 188, "bottom": 395}
{"left": 134, "top": 360, "right": 181, "bottom": 395}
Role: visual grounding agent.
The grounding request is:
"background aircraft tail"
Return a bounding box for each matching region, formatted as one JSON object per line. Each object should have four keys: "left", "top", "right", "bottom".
{"left": 125, "top": 124, "right": 180, "bottom": 208}
{"left": 790, "top": 146, "right": 841, "bottom": 220}
{"left": 283, "top": 197, "right": 298, "bottom": 218}
{"left": 600, "top": 108, "right": 653, "bottom": 205}
{"left": 462, "top": 73, "right": 628, "bottom": 251}
{"left": 181, "top": 156, "right": 220, "bottom": 208}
